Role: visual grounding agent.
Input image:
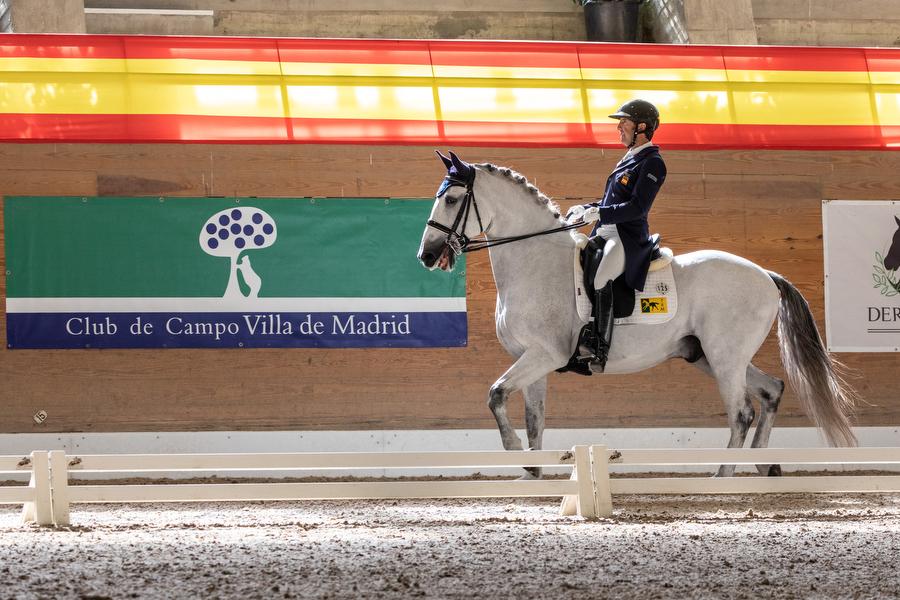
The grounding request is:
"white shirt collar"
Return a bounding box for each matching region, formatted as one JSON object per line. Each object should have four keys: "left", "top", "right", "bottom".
{"left": 620, "top": 141, "right": 655, "bottom": 163}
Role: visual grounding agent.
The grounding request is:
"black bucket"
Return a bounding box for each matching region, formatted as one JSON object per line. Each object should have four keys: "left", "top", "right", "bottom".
{"left": 583, "top": 0, "right": 642, "bottom": 43}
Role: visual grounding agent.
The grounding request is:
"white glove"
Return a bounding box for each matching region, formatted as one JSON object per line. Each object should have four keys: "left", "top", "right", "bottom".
{"left": 582, "top": 206, "right": 600, "bottom": 223}
{"left": 566, "top": 205, "right": 600, "bottom": 224}
{"left": 565, "top": 205, "right": 586, "bottom": 224}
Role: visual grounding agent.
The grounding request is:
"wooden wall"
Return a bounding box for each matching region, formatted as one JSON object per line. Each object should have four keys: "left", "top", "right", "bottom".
{"left": 1, "top": 142, "right": 899, "bottom": 434}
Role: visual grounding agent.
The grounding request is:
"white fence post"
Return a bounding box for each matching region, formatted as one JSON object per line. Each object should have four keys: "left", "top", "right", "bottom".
{"left": 20, "top": 456, "right": 34, "bottom": 524}
{"left": 21, "top": 451, "right": 52, "bottom": 526}
{"left": 590, "top": 445, "right": 613, "bottom": 517}
{"left": 573, "top": 445, "right": 597, "bottom": 519}
{"left": 49, "top": 450, "right": 70, "bottom": 527}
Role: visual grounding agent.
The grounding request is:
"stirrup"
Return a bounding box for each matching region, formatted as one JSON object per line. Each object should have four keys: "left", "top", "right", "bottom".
{"left": 557, "top": 324, "right": 596, "bottom": 376}
{"left": 577, "top": 331, "right": 609, "bottom": 373}
{"left": 592, "top": 344, "right": 610, "bottom": 372}
{"left": 578, "top": 337, "right": 609, "bottom": 369}
{"left": 576, "top": 325, "right": 600, "bottom": 360}
{"left": 556, "top": 356, "right": 593, "bottom": 376}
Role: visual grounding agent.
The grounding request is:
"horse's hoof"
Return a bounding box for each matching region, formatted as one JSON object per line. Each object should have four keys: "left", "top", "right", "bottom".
{"left": 521, "top": 467, "right": 541, "bottom": 480}
{"left": 714, "top": 465, "right": 735, "bottom": 478}
{"left": 768, "top": 464, "right": 783, "bottom": 477}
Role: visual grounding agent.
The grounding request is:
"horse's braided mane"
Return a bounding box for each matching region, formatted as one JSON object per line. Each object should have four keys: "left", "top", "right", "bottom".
{"left": 477, "top": 163, "right": 562, "bottom": 220}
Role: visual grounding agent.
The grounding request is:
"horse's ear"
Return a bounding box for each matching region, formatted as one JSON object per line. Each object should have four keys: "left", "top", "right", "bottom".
{"left": 448, "top": 151, "right": 473, "bottom": 179}
{"left": 435, "top": 150, "right": 453, "bottom": 171}
{"left": 448, "top": 150, "right": 464, "bottom": 168}
{"left": 895, "top": 215, "right": 900, "bottom": 227}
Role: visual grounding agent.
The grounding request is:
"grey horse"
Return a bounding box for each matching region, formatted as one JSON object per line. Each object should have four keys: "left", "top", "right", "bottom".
{"left": 418, "top": 151, "right": 857, "bottom": 478}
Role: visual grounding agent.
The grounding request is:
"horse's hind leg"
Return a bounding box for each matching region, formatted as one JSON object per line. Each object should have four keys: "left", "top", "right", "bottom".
{"left": 522, "top": 377, "right": 547, "bottom": 479}
{"left": 690, "top": 355, "right": 754, "bottom": 477}
{"left": 747, "top": 363, "right": 785, "bottom": 476}
{"left": 715, "top": 386, "right": 755, "bottom": 478}
{"left": 688, "top": 352, "right": 781, "bottom": 476}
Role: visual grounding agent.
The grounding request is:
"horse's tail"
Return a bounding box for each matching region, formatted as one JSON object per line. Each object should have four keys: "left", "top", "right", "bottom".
{"left": 767, "top": 271, "right": 858, "bottom": 447}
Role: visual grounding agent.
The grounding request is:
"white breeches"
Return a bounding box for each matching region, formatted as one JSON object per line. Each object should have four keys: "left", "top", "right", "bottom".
{"left": 592, "top": 235, "right": 625, "bottom": 290}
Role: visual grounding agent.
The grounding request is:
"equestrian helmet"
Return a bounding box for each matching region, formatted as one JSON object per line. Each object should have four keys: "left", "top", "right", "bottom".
{"left": 608, "top": 99, "right": 660, "bottom": 139}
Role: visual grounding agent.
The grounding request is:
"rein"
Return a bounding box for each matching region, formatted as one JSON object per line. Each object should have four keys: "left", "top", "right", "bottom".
{"left": 426, "top": 172, "right": 586, "bottom": 255}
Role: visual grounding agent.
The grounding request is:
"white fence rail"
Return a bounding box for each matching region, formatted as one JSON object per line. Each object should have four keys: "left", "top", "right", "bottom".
{"left": 604, "top": 447, "right": 900, "bottom": 496}
{"left": 7, "top": 446, "right": 900, "bottom": 528}
{"left": 41, "top": 446, "right": 602, "bottom": 526}
{"left": 1, "top": 452, "right": 53, "bottom": 525}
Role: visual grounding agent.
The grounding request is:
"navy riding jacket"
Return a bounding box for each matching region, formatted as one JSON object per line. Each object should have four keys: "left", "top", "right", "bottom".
{"left": 587, "top": 145, "right": 667, "bottom": 291}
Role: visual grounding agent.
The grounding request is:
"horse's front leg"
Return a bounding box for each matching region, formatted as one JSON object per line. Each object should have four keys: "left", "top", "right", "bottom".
{"left": 488, "top": 349, "right": 556, "bottom": 453}
{"left": 522, "top": 377, "right": 547, "bottom": 479}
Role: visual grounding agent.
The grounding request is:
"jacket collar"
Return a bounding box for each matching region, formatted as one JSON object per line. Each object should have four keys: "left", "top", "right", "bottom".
{"left": 616, "top": 144, "right": 659, "bottom": 168}
{"left": 622, "top": 141, "right": 655, "bottom": 160}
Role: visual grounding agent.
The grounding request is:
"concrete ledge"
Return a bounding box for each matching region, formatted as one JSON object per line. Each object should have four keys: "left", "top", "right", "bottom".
{"left": 10, "top": 0, "right": 85, "bottom": 33}
{"left": 213, "top": 10, "right": 584, "bottom": 40}
{"left": 85, "top": 7, "right": 214, "bottom": 35}
{"left": 84, "top": 0, "right": 582, "bottom": 14}
{"left": 85, "top": 8, "right": 213, "bottom": 16}
{"left": 756, "top": 18, "right": 900, "bottom": 46}
{"left": 83, "top": 0, "right": 584, "bottom": 39}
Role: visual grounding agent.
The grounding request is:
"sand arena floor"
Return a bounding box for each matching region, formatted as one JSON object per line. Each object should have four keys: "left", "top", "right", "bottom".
{"left": 2, "top": 489, "right": 899, "bottom": 599}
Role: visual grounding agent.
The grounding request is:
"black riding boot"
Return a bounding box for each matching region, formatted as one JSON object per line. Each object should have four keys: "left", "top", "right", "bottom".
{"left": 594, "top": 282, "right": 615, "bottom": 372}
{"left": 578, "top": 281, "right": 614, "bottom": 371}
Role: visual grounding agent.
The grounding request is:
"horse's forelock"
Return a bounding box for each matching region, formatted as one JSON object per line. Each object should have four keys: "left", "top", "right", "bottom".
{"left": 476, "top": 163, "right": 562, "bottom": 220}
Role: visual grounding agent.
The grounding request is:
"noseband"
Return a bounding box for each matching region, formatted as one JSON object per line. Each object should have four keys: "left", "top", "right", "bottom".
{"left": 426, "top": 169, "right": 587, "bottom": 255}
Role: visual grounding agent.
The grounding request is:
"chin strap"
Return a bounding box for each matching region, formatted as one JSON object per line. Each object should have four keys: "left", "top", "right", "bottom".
{"left": 629, "top": 117, "right": 660, "bottom": 148}
{"left": 629, "top": 122, "right": 649, "bottom": 148}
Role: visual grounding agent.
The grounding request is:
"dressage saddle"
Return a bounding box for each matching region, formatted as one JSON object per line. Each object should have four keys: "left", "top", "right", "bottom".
{"left": 557, "top": 233, "right": 663, "bottom": 377}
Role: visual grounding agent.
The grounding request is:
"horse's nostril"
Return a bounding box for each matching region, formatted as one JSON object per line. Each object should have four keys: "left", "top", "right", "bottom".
{"left": 421, "top": 252, "right": 436, "bottom": 267}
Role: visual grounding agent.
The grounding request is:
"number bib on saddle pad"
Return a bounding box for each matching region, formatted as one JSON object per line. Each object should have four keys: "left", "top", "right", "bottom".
{"left": 614, "top": 263, "right": 677, "bottom": 325}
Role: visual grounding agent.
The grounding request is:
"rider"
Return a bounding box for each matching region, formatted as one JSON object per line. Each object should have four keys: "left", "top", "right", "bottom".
{"left": 565, "top": 99, "right": 667, "bottom": 372}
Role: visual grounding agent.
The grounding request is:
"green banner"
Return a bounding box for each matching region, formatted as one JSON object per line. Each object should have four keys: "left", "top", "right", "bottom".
{"left": 5, "top": 196, "right": 466, "bottom": 349}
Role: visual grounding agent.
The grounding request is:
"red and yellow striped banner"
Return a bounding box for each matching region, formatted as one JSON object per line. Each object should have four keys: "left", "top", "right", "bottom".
{"left": 1, "top": 34, "right": 899, "bottom": 150}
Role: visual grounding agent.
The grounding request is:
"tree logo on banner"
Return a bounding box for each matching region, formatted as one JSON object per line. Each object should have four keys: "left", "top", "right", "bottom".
{"left": 200, "top": 208, "right": 278, "bottom": 299}
{"left": 873, "top": 215, "right": 900, "bottom": 297}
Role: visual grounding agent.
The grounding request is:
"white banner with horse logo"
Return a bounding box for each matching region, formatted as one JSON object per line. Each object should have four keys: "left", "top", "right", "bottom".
{"left": 823, "top": 200, "right": 900, "bottom": 352}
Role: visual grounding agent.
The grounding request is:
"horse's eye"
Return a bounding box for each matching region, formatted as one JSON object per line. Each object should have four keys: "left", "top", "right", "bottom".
{"left": 445, "top": 194, "right": 460, "bottom": 206}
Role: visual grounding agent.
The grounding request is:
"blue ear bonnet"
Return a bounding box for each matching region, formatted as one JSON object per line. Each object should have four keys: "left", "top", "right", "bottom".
{"left": 434, "top": 150, "right": 475, "bottom": 197}
{"left": 436, "top": 177, "right": 455, "bottom": 198}
{"left": 448, "top": 159, "right": 474, "bottom": 183}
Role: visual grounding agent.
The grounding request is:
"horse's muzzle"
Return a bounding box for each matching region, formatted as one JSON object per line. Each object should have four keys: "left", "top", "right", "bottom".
{"left": 418, "top": 244, "right": 454, "bottom": 271}
{"left": 419, "top": 250, "right": 437, "bottom": 269}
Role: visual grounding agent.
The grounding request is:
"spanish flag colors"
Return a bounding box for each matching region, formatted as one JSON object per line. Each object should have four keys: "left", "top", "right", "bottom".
{"left": 1, "top": 34, "right": 898, "bottom": 150}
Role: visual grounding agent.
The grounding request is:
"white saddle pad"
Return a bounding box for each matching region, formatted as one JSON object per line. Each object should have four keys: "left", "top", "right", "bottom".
{"left": 615, "top": 263, "right": 677, "bottom": 325}
{"left": 571, "top": 232, "right": 678, "bottom": 326}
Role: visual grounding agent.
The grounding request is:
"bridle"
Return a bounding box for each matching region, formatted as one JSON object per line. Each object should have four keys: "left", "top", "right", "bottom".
{"left": 426, "top": 169, "right": 586, "bottom": 255}
{"left": 425, "top": 171, "right": 483, "bottom": 255}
